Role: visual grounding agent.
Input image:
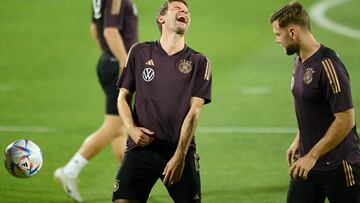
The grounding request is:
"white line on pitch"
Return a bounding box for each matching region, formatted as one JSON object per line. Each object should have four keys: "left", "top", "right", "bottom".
{"left": 0, "top": 126, "right": 56, "bottom": 133}
{"left": 309, "top": 0, "right": 360, "bottom": 39}
{"left": 0, "top": 84, "right": 12, "bottom": 92}
{"left": 0, "top": 126, "right": 357, "bottom": 135}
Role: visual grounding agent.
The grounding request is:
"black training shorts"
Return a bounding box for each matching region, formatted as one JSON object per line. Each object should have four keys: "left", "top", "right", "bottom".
{"left": 113, "top": 146, "right": 201, "bottom": 203}
{"left": 287, "top": 161, "right": 360, "bottom": 203}
{"left": 96, "top": 53, "right": 120, "bottom": 115}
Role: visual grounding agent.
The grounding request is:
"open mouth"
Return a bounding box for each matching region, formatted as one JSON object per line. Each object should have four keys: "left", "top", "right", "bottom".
{"left": 176, "top": 15, "right": 188, "bottom": 24}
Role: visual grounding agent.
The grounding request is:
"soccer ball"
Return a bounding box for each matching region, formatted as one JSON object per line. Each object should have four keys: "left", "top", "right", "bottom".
{"left": 3, "top": 139, "right": 43, "bottom": 178}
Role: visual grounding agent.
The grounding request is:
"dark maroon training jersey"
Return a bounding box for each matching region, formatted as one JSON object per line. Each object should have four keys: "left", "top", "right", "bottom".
{"left": 292, "top": 45, "right": 360, "bottom": 171}
{"left": 117, "top": 41, "right": 212, "bottom": 151}
{"left": 91, "top": 0, "right": 138, "bottom": 53}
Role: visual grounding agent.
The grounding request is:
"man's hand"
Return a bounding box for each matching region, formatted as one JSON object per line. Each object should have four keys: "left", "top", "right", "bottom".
{"left": 163, "top": 154, "right": 185, "bottom": 187}
{"left": 287, "top": 141, "right": 299, "bottom": 166}
{"left": 289, "top": 153, "right": 317, "bottom": 180}
{"left": 128, "top": 127, "right": 154, "bottom": 147}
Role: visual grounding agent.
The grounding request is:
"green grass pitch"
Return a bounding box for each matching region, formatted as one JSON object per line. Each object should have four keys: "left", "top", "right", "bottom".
{"left": 0, "top": 0, "right": 359, "bottom": 202}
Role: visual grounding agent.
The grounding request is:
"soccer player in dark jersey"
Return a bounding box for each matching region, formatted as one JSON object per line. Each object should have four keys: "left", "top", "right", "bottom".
{"left": 112, "top": 0, "right": 211, "bottom": 202}
{"left": 54, "top": 0, "right": 138, "bottom": 202}
{"left": 270, "top": 2, "right": 360, "bottom": 203}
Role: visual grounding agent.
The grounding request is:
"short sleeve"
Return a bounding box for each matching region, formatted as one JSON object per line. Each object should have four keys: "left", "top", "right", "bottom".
{"left": 116, "top": 43, "right": 137, "bottom": 92}
{"left": 320, "top": 58, "right": 353, "bottom": 113}
{"left": 193, "top": 55, "right": 212, "bottom": 104}
{"left": 104, "top": 0, "right": 123, "bottom": 28}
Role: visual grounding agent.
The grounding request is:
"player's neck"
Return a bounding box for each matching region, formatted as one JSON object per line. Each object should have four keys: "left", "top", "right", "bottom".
{"left": 159, "top": 32, "right": 185, "bottom": 56}
{"left": 299, "top": 33, "right": 321, "bottom": 63}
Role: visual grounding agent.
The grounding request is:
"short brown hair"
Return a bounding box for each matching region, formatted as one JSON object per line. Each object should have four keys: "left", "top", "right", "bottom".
{"left": 269, "top": 1, "right": 310, "bottom": 30}
{"left": 156, "top": 0, "right": 189, "bottom": 32}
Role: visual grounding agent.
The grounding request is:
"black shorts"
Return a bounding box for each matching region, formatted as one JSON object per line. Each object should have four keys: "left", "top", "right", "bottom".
{"left": 96, "top": 53, "right": 120, "bottom": 115}
{"left": 112, "top": 147, "right": 201, "bottom": 203}
{"left": 287, "top": 160, "right": 360, "bottom": 203}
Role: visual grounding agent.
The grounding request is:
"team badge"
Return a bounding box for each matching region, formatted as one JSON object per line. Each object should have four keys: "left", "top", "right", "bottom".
{"left": 142, "top": 68, "right": 155, "bottom": 82}
{"left": 303, "top": 68, "right": 315, "bottom": 85}
{"left": 178, "top": 60, "right": 192, "bottom": 74}
{"left": 113, "top": 179, "right": 119, "bottom": 192}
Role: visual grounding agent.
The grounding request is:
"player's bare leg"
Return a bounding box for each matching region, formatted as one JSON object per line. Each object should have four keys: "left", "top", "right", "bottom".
{"left": 79, "top": 115, "right": 127, "bottom": 161}
{"left": 111, "top": 128, "right": 127, "bottom": 161}
{"left": 54, "top": 114, "right": 127, "bottom": 202}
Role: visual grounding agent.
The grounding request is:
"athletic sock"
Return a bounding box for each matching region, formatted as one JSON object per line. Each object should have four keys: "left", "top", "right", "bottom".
{"left": 63, "top": 153, "right": 89, "bottom": 177}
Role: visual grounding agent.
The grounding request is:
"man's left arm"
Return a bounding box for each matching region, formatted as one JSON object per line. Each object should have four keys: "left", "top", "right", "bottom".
{"left": 163, "top": 97, "right": 205, "bottom": 186}
{"left": 290, "top": 108, "right": 356, "bottom": 179}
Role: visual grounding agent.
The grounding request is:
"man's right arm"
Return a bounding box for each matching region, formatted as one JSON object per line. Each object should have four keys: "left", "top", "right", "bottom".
{"left": 117, "top": 88, "right": 154, "bottom": 147}
{"left": 117, "top": 88, "right": 135, "bottom": 130}
{"left": 287, "top": 132, "right": 300, "bottom": 166}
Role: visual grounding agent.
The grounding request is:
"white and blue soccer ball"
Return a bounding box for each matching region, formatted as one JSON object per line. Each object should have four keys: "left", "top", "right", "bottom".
{"left": 3, "top": 139, "right": 43, "bottom": 178}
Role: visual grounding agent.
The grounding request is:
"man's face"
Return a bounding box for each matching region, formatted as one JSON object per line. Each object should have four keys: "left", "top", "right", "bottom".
{"left": 159, "top": 2, "right": 191, "bottom": 34}
{"left": 272, "top": 20, "right": 299, "bottom": 55}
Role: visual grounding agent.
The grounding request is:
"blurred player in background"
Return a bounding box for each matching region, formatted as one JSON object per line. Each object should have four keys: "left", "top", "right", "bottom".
{"left": 270, "top": 2, "right": 360, "bottom": 203}
{"left": 113, "top": 0, "right": 212, "bottom": 202}
{"left": 54, "top": 0, "right": 138, "bottom": 202}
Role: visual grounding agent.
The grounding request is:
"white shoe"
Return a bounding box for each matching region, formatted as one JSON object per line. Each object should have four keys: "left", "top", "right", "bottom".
{"left": 54, "top": 168, "right": 83, "bottom": 202}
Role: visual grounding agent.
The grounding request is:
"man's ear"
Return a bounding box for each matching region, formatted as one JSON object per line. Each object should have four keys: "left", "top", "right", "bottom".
{"left": 157, "top": 16, "right": 165, "bottom": 24}
{"left": 289, "top": 27, "right": 297, "bottom": 39}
